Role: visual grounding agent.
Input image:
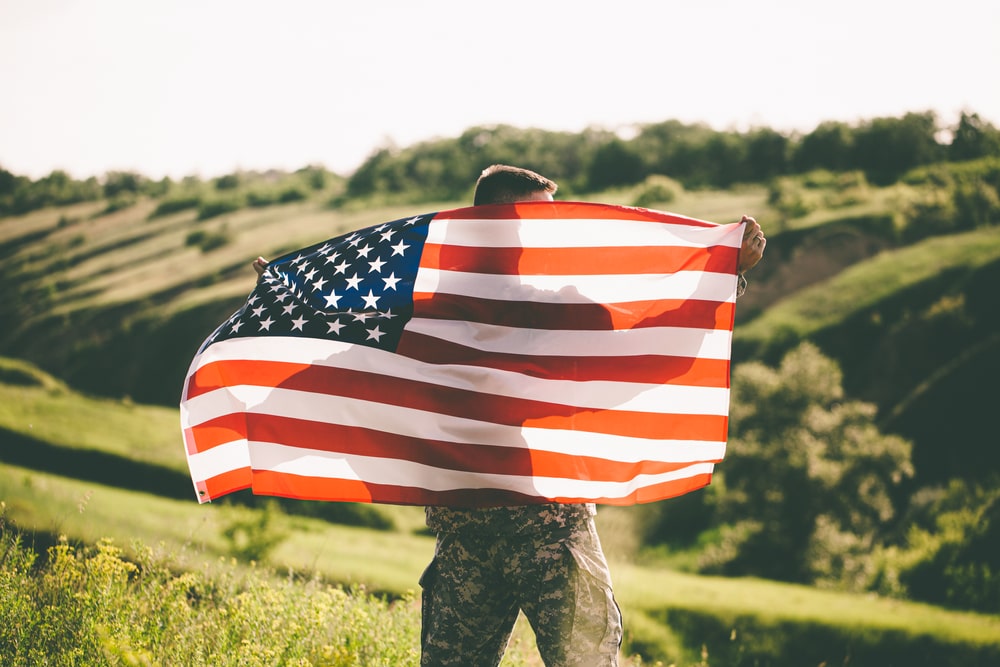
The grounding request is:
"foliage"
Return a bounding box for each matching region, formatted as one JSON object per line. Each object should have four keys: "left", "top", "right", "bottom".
{"left": 221, "top": 502, "right": 287, "bottom": 562}
{"left": 150, "top": 193, "right": 203, "bottom": 218}
{"left": 197, "top": 196, "right": 243, "bottom": 220}
{"left": 900, "top": 157, "right": 1000, "bottom": 240}
{"left": 697, "top": 344, "right": 914, "bottom": 588}
{"left": 0, "top": 520, "right": 422, "bottom": 666}
{"left": 185, "top": 227, "right": 233, "bottom": 252}
{"left": 631, "top": 174, "right": 682, "bottom": 208}
{"left": 875, "top": 478, "right": 1000, "bottom": 613}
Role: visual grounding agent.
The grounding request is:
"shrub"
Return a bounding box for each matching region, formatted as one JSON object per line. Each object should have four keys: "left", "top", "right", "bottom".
{"left": 185, "top": 228, "right": 232, "bottom": 252}
{"left": 876, "top": 478, "right": 1000, "bottom": 613}
{"left": 632, "top": 174, "right": 681, "bottom": 208}
{"left": 197, "top": 196, "right": 242, "bottom": 220}
{"left": 0, "top": 525, "right": 422, "bottom": 666}
{"left": 150, "top": 194, "right": 202, "bottom": 218}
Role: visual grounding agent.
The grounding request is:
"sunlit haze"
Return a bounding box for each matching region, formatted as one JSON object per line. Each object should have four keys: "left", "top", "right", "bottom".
{"left": 2, "top": 0, "right": 998, "bottom": 180}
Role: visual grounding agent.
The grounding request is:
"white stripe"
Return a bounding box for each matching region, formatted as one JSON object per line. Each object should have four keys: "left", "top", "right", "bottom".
{"left": 405, "top": 317, "right": 733, "bottom": 359}
{"left": 187, "top": 439, "right": 250, "bottom": 482}
{"left": 413, "top": 267, "right": 737, "bottom": 304}
{"left": 426, "top": 217, "right": 742, "bottom": 249}
{"left": 181, "top": 336, "right": 732, "bottom": 416}
{"left": 183, "top": 386, "right": 728, "bottom": 461}
{"left": 244, "top": 441, "right": 717, "bottom": 499}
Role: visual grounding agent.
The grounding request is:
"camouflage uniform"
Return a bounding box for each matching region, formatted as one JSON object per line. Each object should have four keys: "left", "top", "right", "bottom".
{"left": 420, "top": 503, "right": 622, "bottom": 666}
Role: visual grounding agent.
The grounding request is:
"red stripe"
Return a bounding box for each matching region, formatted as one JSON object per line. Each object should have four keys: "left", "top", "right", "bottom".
{"left": 248, "top": 470, "right": 714, "bottom": 506}
{"left": 435, "top": 201, "right": 716, "bottom": 226}
{"left": 397, "top": 330, "right": 731, "bottom": 386}
{"left": 198, "top": 467, "right": 251, "bottom": 502}
{"left": 412, "top": 292, "right": 735, "bottom": 331}
{"left": 188, "top": 413, "right": 723, "bottom": 478}
{"left": 419, "top": 243, "right": 738, "bottom": 275}
{"left": 186, "top": 359, "right": 313, "bottom": 400}
{"left": 185, "top": 360, "right": 729, "bottom": 443}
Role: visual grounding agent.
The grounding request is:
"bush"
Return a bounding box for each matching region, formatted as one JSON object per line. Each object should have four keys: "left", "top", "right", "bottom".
{"left": 876, "top": 478, "right": 1000, "bottom": 612}
{"left": 197, "top": 196, "right": 242, "bottom": 220}
{"left": 150, "top": 194, "right": 202, "bottom": 218}
{"left": 632, "top": 174, "right": 681, "bottom": 208}
{"left": 702, "top": 344, "right": 914, "bottom": 587}
{"left": 0, "top": 524, "right": 422, "bottom": 666}
{"left": 185, "top": 227, "right": 232, "bottom": 252}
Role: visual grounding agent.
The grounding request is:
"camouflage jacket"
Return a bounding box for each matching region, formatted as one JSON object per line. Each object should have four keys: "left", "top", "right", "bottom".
{"left": 425, "top": 503, "right": 596, "bottom": 537}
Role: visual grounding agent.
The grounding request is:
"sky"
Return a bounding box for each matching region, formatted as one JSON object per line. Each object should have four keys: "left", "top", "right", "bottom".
{"left": 2, "top": 0, "right": 998, "bottom": 180}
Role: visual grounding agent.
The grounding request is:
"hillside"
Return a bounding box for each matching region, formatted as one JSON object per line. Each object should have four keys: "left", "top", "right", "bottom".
{"left": 1, "top": 170, "right": 996, "bottom": 488}
{"left": 2, "top": 360, "right": 998, "bottom": 665}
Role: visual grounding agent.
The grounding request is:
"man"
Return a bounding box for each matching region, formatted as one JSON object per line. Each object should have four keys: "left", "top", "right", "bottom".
{"left": 254, "top": 164, "right": 766, "bottom": 666}
{"left": 418, "top": 165, "right": 766, "bottom": 667}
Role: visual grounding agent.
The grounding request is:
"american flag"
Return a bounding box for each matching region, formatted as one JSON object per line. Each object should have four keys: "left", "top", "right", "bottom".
{"left": 180, "top": 201, "right": 744, "bottom": 506}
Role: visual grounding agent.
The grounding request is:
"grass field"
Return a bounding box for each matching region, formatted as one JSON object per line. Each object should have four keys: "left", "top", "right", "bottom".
{"left": 2, "top": 358, "right": 998, "bottom": 664}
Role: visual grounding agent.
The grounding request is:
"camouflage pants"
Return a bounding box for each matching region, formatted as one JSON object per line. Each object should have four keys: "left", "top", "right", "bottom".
{"left": 419, "top": 518, "right": 622, "bottom": 666}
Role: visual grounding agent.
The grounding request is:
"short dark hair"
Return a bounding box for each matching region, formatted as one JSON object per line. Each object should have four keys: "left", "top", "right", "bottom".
{"left": 473, "top": 164, "right": 558, "bottom": 206}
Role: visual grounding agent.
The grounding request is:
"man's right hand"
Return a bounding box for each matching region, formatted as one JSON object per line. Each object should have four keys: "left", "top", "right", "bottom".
{"left": 252, "top": 256, "right": 268, "bottom": 277}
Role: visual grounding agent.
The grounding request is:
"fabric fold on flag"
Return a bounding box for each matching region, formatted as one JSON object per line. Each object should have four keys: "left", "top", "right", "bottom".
{"left": 179, "top": 201, "right": 744, "bottom": 506}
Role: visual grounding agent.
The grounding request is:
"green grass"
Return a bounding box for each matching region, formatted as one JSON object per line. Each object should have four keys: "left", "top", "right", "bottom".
{"left": 737, "top": 224, "right": 1000, "bottom": 345}
{"left": 2, "top": 363, "right": 998, "bottom": 664}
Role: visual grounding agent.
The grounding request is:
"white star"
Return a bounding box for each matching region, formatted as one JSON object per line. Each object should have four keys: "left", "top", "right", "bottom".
{"left": 312, "top": 276, "right": 328, "bottom": 292}
{"left": 318, "top": 243, "right": 334, "bottom": 255}
{"left": 327, "top": 319, "right": 345, "bottom": 335}
{"left": 247, "top": 294, "right": 259, "bottom": 305}
{"left": 273, "top": 291, "right": 290, "bottom": 303}
{"left": 291, "top": 315, "right": 308, "bottom": 331}
{"left": 368, "top": 257, "right": 387, "bottom": 273}
{"left": 348, "top": 234, "right": 362, "bottom": 247}
{"left": 324, "top": 252, "right": 341, "bottom": 265}
{"left": 366, "top": 326, "right": 385, "bottom": 342}
{"left": 380, "top": 228, "right": 395, "bottom": 242}
{"left": 324, "top": 291, "right": 341, "bottom": 308}
{"left": 231, "top": 320, "right": 244, "bottom": 333}
{"left": 252, "top": 305, "right": 266, "bottom": 317}
{"left": 290, "top": 254, "right": 307, "bottom": 265}
{"left": 356, "top": 244, "right": 373, "bottom": 258}
{"left": 382, "top": 273, "right": 400, "bottom": 290}
{"left": 381, "top": 309, "right": 397, "bottom": 320}
{"left": 345, "top": 274, "right": 363, "bottom": 290}
{"left": 404, "top": 216, "right": 421, "bottom": 225}
{"left": 390, "top": 240, "right": 409, "bottom": 256}
{"left": 333, "top": 260, "right": 350, "bottom": 274}
{"left": 352, "top": 311, "right": 372, "bottom": 323}
{"left": 283, "top": 303, "right": 295, "bottom": 316}
{"left": 259, "top": 317, "right": 274, "bottom": 331}
{"left": 361, "top": 290, "right": 380, "bottom": 309}
{"left": 304, "top": 268, "right": 318, "bottom": 282}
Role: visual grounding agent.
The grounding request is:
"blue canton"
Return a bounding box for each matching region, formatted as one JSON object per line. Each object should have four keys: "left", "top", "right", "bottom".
{"left": 205, "top": 213, "right": 434, "bottom": 353}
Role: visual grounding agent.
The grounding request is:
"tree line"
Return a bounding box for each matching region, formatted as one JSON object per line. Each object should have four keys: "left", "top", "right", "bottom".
{"left": 344, "top": 110, "right": 1000, "bottom": 200}
{"left": 3, "top": 110, "right": 999, "bottom": 217}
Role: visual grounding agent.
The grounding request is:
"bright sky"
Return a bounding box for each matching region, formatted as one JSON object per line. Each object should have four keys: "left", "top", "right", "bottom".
{"left": 2, "top": 0, "right": 998, "bottom": 180}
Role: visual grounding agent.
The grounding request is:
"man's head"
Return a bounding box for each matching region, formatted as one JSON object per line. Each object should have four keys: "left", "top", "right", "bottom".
{"left": 473, "top": 164, "right": 558, "bottom": 206}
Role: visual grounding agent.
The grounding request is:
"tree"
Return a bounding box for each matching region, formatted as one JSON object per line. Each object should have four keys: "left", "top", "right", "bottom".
{"left": 586, "top": 138, "right": 645, "bottom": 191}
{"left": 949, "top": 111, "right": 1000, "bottom": 162}
{"left": 793, "top": 121, "right": 854, "bottom": 172}
{"left": 852, "top": 112, "right": 945, "bottom": 185}
{"left": 702, "top": 343, "right": 914, "bottom": 587}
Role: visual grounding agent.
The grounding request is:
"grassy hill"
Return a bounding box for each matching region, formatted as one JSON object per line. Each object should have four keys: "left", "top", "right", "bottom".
{"left": 1, "top": 171, "right": 996, "bottom": 487}
{"left": 2, "top": 359, "right": 998, "bottom": 665}
{"left": 2, "top": 166, "right": 999, "bottom": 662}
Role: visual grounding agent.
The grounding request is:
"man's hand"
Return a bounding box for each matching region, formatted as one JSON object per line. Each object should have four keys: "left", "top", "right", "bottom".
{"left": 252, "top": 256, "right": 268, "bottom": 278}
{"left": 737, "top": 215, "right": 766, "bottom": 273}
